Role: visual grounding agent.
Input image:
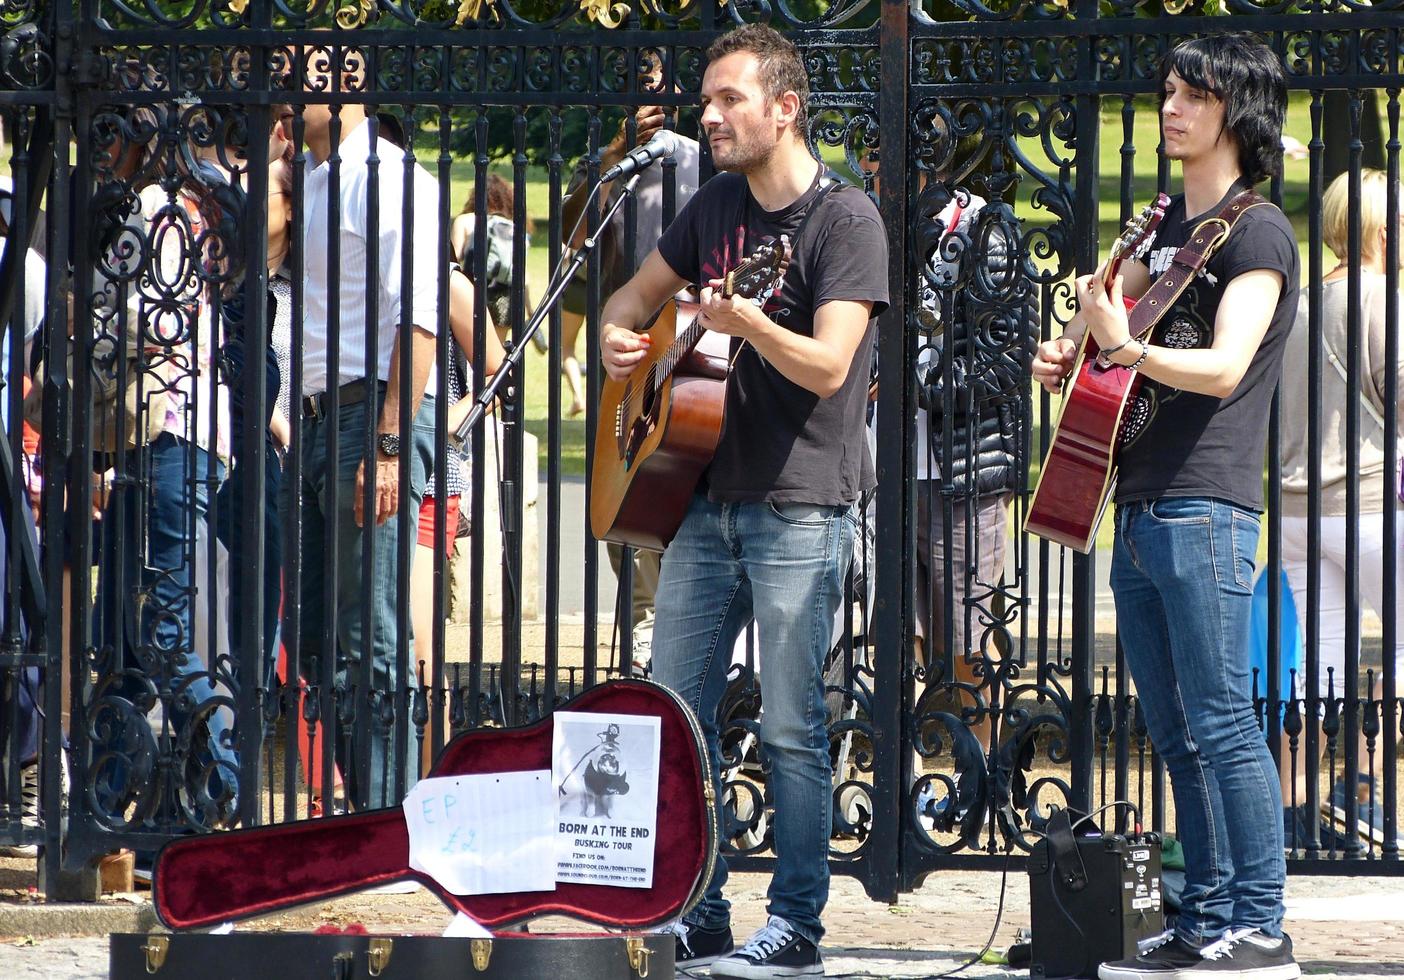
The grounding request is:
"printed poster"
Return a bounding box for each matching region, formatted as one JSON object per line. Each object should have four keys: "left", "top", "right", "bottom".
{"left": 552, "top": 710, "right": 662, "bottom": 888}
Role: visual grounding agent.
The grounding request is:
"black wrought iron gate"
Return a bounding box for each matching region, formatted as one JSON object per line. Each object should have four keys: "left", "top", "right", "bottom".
{"left": 0, "top": 0, "right": 1400, "bottom": 904}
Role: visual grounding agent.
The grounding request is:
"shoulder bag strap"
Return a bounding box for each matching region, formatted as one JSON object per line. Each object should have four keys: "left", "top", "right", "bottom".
{"left": 1127, "top": 189, "right": 1269, "bottom": 341}
{"left": 1321, "top": 331, "right": 1387, "bottom": 430}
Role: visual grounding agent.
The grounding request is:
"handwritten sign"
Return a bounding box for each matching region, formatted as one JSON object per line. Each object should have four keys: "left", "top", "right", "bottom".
{"left": 403, "top": 770, "right": 556, "bottom": 896}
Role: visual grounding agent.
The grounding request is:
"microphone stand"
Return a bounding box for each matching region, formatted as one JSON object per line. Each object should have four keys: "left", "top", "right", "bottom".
{"left": 450, "top": 172, "right": 641, "bottom": 449}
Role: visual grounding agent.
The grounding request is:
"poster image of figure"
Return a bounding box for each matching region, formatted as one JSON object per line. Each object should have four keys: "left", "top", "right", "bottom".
{"left": 552, "top": 711, "right": 661, "bottom": 889}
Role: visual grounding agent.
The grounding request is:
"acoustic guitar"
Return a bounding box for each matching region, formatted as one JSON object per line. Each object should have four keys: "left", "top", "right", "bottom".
{"left": 590, "top": 239, "right": 787, "bottom": 551}
{"left": 1025, "top": 195, "right": 1170, "bottom": 553}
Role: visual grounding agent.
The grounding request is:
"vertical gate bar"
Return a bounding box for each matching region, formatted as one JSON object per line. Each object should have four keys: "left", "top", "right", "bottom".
{"left": 432, "top": 103, "right": 452, "bottom": 763}
{"left": 583, "top": 108, "right": 603, "bottom": 691}
{"left": 1304, "top": 86, "right": 1324, "bottom": 853}
{"left": 876, "top": 0, "right": 909, "bottom": 900}
{"left": 501, "top": 110, "right": 528, "bottom": 723}
{"left": 1265, "top": 135, "right": 1287, "bottom": 782}
{"left": 467, "top": 111, "right": 487, "bottom": 730}
{"left": 322, "top": 98, "right": 345, "bottom": 810}
{"left": 1067, "top": 0, "right": 1101, "bottom": 817}
{"left": 240, "top": 92, "right": 273, "bottom": 825}
{"left": 286, "top": 100, "right": 310, "bottom": 818}
{"left": 395, "top": 104, "right": 418, "bottom": 798}
{"left": 2, "top": 110, "right": 28, "bottom": 864}
{"left": 426, "top": 105, "right": 449, "bottom": 763}
{"left": 1381, "top": 85, "right": 1399, "bottom": 858}
{"left": 1343, "top": 91, "right": 1363, "bottom": 846}
{"left": 66, "top": 94, "right": 97, "bottom": 857}
{"left": 42, "top": 2, "right": 75, "bottom": 882}
{"left": 239, "top": 2, "right": 274, "bottom": 825}
{"left": 545, "top": 108, "right": 564, "bottom": 710}
{"left": 361, "top": 109, "right": 383, "bottom": 804}
{"left": 1112, "top": 93, "right": 1137, "bottom": 830}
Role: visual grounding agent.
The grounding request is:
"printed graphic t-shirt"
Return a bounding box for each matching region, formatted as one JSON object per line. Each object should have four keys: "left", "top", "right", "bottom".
{"left": 1115, "top": 186, "right": 1299, "bottom": 510}
{"left": 657, "top": 171, "right": 890, "bottom": 506}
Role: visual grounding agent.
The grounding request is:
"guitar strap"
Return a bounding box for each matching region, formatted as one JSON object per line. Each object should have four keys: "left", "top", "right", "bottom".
{"left": 1127, "top": 188, "right": 1269, "bottom": 342}
{"left": 727, "top": 167, "right": 848, "bottom": 368}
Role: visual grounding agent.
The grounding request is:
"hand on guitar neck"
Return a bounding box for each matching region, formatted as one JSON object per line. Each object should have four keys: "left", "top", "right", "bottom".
{"left": 1032, "top": 198, "right": 1165, "bottom": 393}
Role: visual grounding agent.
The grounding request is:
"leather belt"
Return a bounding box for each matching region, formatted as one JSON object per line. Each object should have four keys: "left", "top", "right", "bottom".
{"left": 301, "top": 378, "right": 385, "bottom": 420}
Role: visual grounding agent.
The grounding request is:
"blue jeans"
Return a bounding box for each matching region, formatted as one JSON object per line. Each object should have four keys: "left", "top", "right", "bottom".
{"left": 651, "top": 495, "right": 856, "bottom": 945}
{"left": 1110, "top": 497, "right": 1285, "bottom": 945}
{"left": 95, "top": 433, "right": 238, "bottom": 819}
{"left": 294, "top": 394, "right": 435, "bottom": 809}
{"left": 216, "top": 438, "right": 283, "bottom": 696}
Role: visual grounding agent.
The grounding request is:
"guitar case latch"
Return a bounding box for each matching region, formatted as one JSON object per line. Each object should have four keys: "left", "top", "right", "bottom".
{"left": 471, "top": 937, "right": 493, "bottom": 971}
{"left": 626, "top": 936, "right": 652, "bottom": 977}
{"left": 141, "top": 935, "right": 169, "bottom": 973}
{"left": 367, "top": 937, "right": 394, "bottom": 976}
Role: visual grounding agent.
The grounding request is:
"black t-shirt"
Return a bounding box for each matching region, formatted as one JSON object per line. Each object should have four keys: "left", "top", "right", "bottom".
{"left": 657, "top": 171, "right": 889, "bottom": 506}
{"left": 1115, "top": 187, "right": 1299, "bottom": 509}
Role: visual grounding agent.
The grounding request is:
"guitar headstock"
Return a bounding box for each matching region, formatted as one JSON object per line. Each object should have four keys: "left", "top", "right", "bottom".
{"left": 723, "top": 237, "right": 789, "bottom": 300}
{"left": 1109, "top": 192, "right": 1171, "bottom": 266}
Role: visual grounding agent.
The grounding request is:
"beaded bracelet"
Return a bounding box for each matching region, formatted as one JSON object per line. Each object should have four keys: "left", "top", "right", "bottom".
{"left": 1127, "top": 341, "right": 1150, "bottom": 372}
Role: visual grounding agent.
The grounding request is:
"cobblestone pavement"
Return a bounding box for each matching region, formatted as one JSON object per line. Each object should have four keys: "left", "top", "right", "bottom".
{"left": 2, "top": 870, "right": 1402, "bottom": 978}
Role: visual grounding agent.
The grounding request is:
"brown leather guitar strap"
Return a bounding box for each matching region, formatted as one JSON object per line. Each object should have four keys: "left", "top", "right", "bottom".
{"left": 1127, "top": 188, "right": 1269, "bottom": 341}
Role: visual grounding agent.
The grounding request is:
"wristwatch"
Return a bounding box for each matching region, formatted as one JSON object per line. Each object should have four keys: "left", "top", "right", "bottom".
{"left": 377, "top": 433, "right": 401, "bottom": 458}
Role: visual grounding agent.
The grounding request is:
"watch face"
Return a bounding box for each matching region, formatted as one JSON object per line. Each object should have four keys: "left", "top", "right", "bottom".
{"left": 378, "top": 433, "right": 401, "bottom": 456}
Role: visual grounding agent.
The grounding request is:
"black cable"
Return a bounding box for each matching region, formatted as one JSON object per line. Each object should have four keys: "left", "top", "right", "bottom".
{"left": 919, "top": 841, "right": 1017, "bottom": 980}
{"left": 1070, "top": 799, "right": 1143, "bottom": 835}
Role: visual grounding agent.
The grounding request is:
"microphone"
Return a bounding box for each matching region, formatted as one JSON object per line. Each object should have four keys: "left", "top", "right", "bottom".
{"left": 601, "top": 131, "right": 680, "bottom": 183}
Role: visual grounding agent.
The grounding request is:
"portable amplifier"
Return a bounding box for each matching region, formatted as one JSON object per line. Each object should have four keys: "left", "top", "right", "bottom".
{"left": 1028, "top": 809, "right": 1164, "bottom": 979}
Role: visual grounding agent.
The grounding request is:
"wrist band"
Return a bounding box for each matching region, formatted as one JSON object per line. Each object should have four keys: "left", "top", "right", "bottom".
{"left": 1095, "top": 336, "right": 1135, "bottom": 369}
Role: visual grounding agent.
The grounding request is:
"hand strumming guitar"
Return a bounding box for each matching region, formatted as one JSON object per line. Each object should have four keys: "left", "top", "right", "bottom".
{"left": 1032, "top": 337, "right": 1079, "bottom": 393}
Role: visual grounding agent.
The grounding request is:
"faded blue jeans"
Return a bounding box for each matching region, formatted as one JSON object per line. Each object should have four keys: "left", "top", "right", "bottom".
{"left": 95, "top": 433, "right": 238, "bottom": 821}
{"left": 294, "top": 393, "right": 435, "bottom": 809}
{"left": 651, "top": 495, "right": 856, "bottom": 946}
{"left": 1111, "top": 497, "right": 1286, "bottom": 945}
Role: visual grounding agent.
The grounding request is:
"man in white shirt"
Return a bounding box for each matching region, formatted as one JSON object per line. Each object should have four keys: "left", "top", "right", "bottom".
{"left": 296, "top": 87, "right": 442, "bottom": 809}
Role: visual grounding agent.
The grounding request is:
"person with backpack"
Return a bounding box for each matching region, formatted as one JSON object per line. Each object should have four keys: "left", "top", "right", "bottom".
{"left": 449, "top": 174, "right": 535, "bottom": 350}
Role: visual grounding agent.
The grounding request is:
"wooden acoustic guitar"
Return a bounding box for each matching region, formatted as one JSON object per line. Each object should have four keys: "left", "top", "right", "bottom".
{"left": 1025, "top": 195, "right": 1170, "bottom": 553}
{"left": 590, "top": 239, "right": 787, "bottom": 552}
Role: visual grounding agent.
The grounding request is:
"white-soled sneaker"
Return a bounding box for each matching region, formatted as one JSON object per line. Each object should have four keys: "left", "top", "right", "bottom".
{"left": 652, "top": 917, "right": 733, "bottom": 970}
{"left": 711, "top": 915, "right": 823, "bottom": 978}
{"left": 1181, "top": 929, "right": 1300, "bottom": 980}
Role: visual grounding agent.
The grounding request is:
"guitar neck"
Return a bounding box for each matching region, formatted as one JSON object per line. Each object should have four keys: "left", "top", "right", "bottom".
{"left": 658, "top": 318, "right": 708, "bottom": 382}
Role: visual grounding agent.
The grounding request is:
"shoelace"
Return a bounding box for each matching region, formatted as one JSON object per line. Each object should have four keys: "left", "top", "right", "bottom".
{"left": 739, "top": 917, "right": 795, "bottom": 959}
{"left": 1136, "top": 929, "right": 1175, "bottom": 956}
{"left": 19, "top": 764, "right": 39, "bottom": 823}
{"left": 1199, "top": 928, "right": 1259, "bottom": 961}
{"left": 656, "top": 920, "right": 694, "bottom": 956}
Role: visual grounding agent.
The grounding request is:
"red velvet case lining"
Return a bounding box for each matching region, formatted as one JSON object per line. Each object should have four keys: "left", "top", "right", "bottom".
{"left": 154, "top": 680, "right": 711, "bottom": 931}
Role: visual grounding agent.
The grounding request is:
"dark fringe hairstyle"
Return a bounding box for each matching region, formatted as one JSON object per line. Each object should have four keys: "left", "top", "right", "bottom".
{"left": 1159, "top": 34, "right": 1287, "bottom": 187}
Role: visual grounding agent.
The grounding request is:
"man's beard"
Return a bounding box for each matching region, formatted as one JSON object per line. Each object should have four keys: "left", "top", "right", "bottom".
{"left": 711, "top": 127, "right": 774, "bottom": 174}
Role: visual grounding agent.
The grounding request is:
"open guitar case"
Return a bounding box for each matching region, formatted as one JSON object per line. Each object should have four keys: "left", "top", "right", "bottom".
{"left": 111, "top": 678, "right": 717, "bottom": 979}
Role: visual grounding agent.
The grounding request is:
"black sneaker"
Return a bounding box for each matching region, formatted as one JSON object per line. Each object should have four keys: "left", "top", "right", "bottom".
{"left": 1186, "top": 929, "right": 1299, "bottom": 979}
{"left": 655, "top": 917, "right": 733, "bottom": 970}
{"left": 1099, "top": 930, "right": 1207, "bottom": 979}
{"left": 711, "top": 915, "right": 823, "bottom": 978}
{"left": 1100, "top": 928, "right": 1301, "bottom": 980}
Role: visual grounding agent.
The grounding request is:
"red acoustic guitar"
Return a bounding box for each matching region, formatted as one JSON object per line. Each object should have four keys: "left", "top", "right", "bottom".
{"left": 1025, "top": 195, "right": 1170, "bottom": 553}
{"left": 590, "top": 239, "right": 787, "bottom": 551}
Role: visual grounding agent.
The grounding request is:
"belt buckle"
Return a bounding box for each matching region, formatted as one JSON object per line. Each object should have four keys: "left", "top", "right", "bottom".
{"left": 303, "top": 394, "right": 322, "bottom": 420}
